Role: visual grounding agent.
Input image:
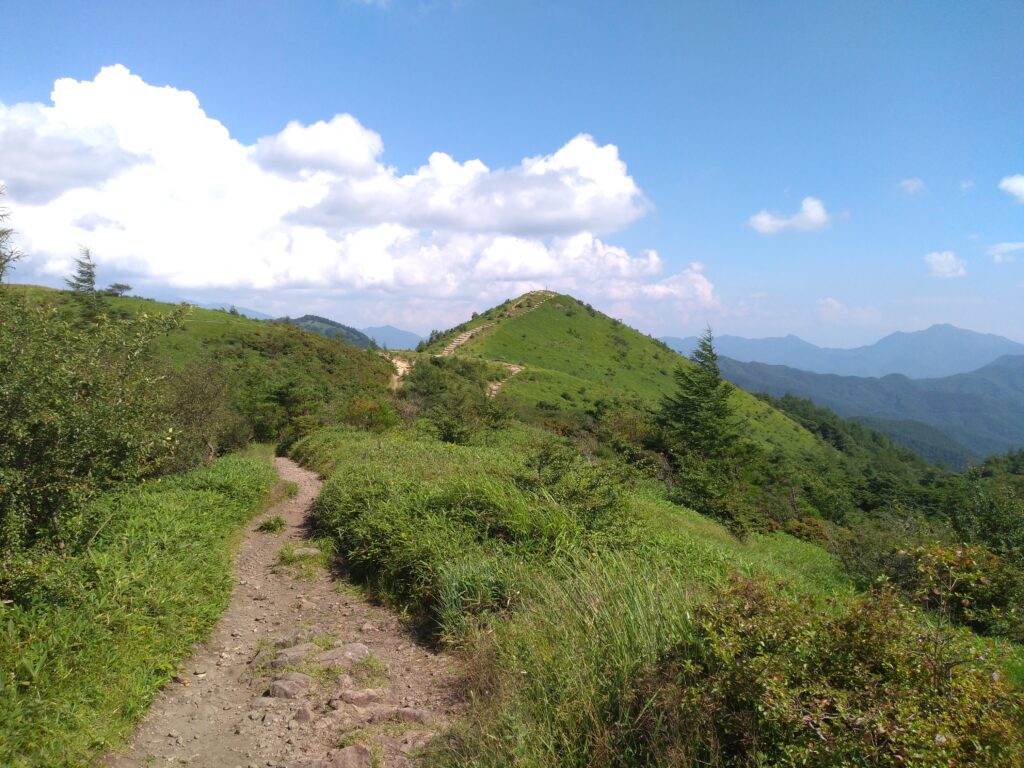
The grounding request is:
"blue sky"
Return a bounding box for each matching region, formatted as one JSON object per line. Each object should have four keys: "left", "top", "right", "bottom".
{"left": 2, "top": 0, "right": 1022, "bottom": 344}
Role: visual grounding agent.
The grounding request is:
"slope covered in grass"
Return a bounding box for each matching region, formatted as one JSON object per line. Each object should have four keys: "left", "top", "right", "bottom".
{"left": 7, "top": 284, "right": 394, "bottom": 448}
{"left": 0, "top": 449, "right": 277, "bottom": 768}
{"left": 422, "top": 293, "right": 828, "bottom": 460}
{"left": 292, "top": 425, "right": 1024, "bottom": 766}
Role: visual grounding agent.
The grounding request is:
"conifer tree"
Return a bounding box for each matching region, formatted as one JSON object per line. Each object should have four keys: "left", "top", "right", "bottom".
{"left": 659, "top": 327, "right": 737, "bottom": 461}
{"left": 65, "top": 247, "right": 103, "bottom": 321}
{"left": 658, "top": 327, "right": 745, "bottom": 525}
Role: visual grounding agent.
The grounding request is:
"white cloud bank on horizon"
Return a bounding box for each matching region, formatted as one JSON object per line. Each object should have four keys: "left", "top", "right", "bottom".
{"left": 747, "top": 196, "right": 830, "bottom": 234}
{"left": 1000, "top": 174, "right": 1024, "bottom": 203}
{"left": 924, "top": 250, "right": 967, "bottom": 278}
{"left": 0, "top": 65, "right": 717, "bottom": 325}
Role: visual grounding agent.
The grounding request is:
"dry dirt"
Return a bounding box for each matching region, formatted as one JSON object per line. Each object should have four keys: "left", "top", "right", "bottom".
{"left": 105, "top": 458, "right": 465, "bottom": 768}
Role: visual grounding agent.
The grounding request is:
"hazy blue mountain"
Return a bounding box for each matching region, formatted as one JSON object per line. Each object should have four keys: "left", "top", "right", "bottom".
{"left": 279, "top": 315, "right": 372, "bottom": 348}
{"left": 720, "top": 355, "right": 1024, "bottom": 465}
{"left": 662, "top": 324, "right": 1024, "bottom": 378}
{"left": 197, "top": 302, "right": 273, "bottom": 320}
{"left": 360, "top": 325, "right": 422, "bottom": 350}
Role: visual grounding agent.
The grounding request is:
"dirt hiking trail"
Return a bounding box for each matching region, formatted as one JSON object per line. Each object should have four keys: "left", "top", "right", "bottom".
{"left": 106, "top": 458, "right": 464, "bottom": 768}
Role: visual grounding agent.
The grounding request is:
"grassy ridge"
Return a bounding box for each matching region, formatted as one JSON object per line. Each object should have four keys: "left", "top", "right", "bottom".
{"left": 0, "top": 449, "right": 277, "bottom": 767}
{"left": 430, "top": 294, "right": 838, "bottom": 464}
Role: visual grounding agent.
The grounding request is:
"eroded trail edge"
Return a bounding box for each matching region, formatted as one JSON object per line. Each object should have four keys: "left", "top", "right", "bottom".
{"left": 107, "top": 457, "right": 464, "bottom": 768}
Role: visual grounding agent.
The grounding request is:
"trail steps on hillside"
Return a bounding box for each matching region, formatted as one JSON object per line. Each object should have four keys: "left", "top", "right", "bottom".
{"left": 440, "top": 323, "right": 494, "bottom": 356}
{"left": 487, "top": 364, "right": 525, "bottom": 398}
{"left": 439, "top": 290, "right": 556, "bottom": 358}
{"left": 105, "top": 458, "right": 464, "bottom": 768}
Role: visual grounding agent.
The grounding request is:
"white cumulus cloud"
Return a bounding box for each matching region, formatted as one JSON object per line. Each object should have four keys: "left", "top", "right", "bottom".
{"left": 924, "top": 250, "right": 967, "bottom": 278}
{"left": 0, "top": 65, "right": 711, "bottom": 325}
{"left": 747, "top": 196, "right": 830, "bottom": 234}
{"left": 989, "top": 242, "right": 1024, "bottom": 265}
{"left": 1000, "top": 175, "right": 1024, "bottom": 203}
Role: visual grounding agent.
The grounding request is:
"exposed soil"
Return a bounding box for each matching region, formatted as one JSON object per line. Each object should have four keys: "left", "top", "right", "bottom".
{"left": 388, "top": 357, "right": 412, "bottom": 390}
{"left": 105, "top": 458, "right": 465, "bottom": 768}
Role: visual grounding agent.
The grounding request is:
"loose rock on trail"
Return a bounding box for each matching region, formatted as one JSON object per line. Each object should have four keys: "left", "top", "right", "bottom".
{"left": 105, "top": 458, "right": 464, "bottom": 768}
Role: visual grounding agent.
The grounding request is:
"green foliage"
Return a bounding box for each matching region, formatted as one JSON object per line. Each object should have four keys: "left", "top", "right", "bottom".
{"left": 64, "top": 247, "right": 104, "bottom": 322}
{"left": 400, "top": 356, "right": 502, "bottom": 444}
{"left": 890, "top": 543, "right": 1024, "bottom": 641}
{"left": 0, "top": 187, "right": 23, "bottom": 282}
{"left": 0, "top": 289, "right": 186, "bottom": 555}
{"left": 654, "top": 330, "right": 756, "bottom": 528}
{"left": 0, "top": 453, "right": 276, "bottom": 767}
{"left": 625, "top": 578, "right": 1024, "bottom": 767}
{"left": 293, "top": 427, "right": 635, "bottom": 640}
{"left": 280, "top": 314, "right": 373, "bottom": 348}
{"left": 159, "top": 357, "right": 253, "bottom": 471}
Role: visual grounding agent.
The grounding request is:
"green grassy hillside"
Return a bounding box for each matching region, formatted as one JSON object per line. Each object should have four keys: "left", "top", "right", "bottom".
{"left": 8, "top": 284, "right": 393, "bottom": 449}
{"left": 423, "top": 293, "right": 830, "bottom": 462}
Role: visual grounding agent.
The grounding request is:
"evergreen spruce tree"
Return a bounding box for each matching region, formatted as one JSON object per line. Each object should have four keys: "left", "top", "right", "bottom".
{"left": 659, "top": 327, "right": 737, "bottom": 461}
{"left": 658, "top": 327, "right": 745, "bottom": 526}
{"left": 65, "top": 247, "right": 103, "bottom": 321}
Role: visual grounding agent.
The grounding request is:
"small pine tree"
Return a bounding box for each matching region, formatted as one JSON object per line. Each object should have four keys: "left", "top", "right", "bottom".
{"left": 658, "top": 327, "right": 737, "bottom": 462}
{"left": 65, "top": 247, "right": 103, "bottom": 321}
{"left": 658, "top": 327, "right": 745, "bottom": 526}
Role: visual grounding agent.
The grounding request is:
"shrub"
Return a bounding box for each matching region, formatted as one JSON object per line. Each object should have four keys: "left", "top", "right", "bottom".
{"left": 0, "top": 289, "right": 185, "bottom": 556}
{"left": 627, "top": 577, "right": 1024, "bottom": 767}
{"left": 890, "top": 543, "right": 1024, "bottom": 641}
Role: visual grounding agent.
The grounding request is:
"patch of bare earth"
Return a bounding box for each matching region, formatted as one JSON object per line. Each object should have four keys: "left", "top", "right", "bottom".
{"left": 105, "top": 458, "right": 465, "bottom": 768}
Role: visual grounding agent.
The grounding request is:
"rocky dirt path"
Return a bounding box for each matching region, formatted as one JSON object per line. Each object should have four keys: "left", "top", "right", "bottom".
{"left": 106, "top": 458, "right": 464, "bottom": 768}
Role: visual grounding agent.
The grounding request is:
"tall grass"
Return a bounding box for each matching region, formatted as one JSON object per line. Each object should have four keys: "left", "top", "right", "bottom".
{"left": 295, "top": 425, "right": 1024, "bottom": 766}
{"left": 0, "top": 453, "right": 276, "bottom": 767}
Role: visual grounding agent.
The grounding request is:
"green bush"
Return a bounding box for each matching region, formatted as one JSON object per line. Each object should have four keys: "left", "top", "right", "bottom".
{"left": 0, "top": 289, "right": 184, "bottom": 556}
{"left": 627, "top": 578, "right": 1024, "bottom": 767}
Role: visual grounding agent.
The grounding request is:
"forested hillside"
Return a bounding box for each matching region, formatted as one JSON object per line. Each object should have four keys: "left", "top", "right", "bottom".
{"left": 719, "top": 354, "right": 1024, "bottom": 464}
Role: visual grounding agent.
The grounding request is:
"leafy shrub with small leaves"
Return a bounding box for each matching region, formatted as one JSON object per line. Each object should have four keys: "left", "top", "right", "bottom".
{"left": 627, "top": 577, "right": 1024, "bottom": 767}
{"left": 0, "top": 289, "right": 185, "bottom": 559}
{"left": 890, "top": 543, "right": 1024, "bottom": 641}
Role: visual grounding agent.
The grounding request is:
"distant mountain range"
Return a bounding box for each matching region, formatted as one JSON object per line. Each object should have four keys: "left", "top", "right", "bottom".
{"left": 280, "top": 315, "right": 373, "bottom": 348}
{"left": 719, "top": 354, "right": 1024, "bottom": 467}
{"left": 662, "top": 324, "right": 1024, "bottom": 379}
{"left": 360, "top": 325, "right": 422, "bottom": 350}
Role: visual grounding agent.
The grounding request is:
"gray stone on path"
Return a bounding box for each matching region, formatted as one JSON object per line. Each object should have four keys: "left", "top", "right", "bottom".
{"left": 316, "top": 643, "right": 370, "bottom": 668}
{"left": 338, "top": 689, "right": 384, "bottom": 706}
{"left": 268, "top": 672, "right": 313, "bottom": 698}
{"left": 269, "top": 642, "right": 318, "bottom": 669}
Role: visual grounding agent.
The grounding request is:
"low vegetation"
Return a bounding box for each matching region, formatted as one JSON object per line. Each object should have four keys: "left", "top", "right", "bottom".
{"left": 4, "top": 248, "right": 1023, "bottom": 766}
{"left": 0, "top": 452, "right": 276, "bottom": 767}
